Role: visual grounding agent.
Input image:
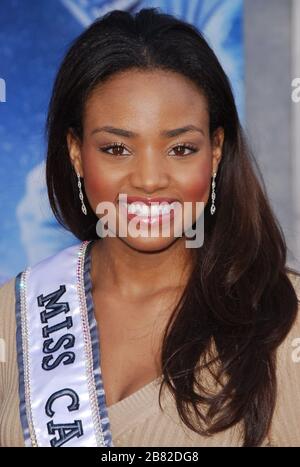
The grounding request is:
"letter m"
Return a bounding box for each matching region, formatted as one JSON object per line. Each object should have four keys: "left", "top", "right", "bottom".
{"left": 38, "top": 285, "right": 70, "bottom": 323}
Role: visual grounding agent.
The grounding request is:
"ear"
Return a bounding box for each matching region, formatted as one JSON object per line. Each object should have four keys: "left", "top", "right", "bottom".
{"left": 67, "top": 128, "right": 84, "bottom": 177}
{"left": 211, "top": 127, "right": 224, "bottom": 175}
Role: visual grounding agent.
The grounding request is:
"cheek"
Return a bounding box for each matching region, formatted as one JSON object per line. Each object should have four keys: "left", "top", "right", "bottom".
{"left": 81, "top": 152, "right": 119, "bottom": 210}
{"left": 178, "top": 160, "right": 212, "bottom": 204}
{"left": 177, "top": 160, "right": 212, "bottom": 233}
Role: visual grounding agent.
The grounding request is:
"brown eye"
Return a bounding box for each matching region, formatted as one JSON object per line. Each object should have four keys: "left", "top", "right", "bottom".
{"left": 169, "top": 144, "right": 197, "bottom": 157}
{"left": 98, "top": 142, "right": 130, "bottom": 156}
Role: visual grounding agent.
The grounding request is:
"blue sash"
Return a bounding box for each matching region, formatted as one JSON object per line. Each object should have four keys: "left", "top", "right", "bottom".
{"left": 15, "top": 240, "right": 114, "bottom": 447}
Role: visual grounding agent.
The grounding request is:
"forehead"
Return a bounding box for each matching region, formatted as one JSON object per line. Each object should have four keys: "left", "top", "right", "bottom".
{"left": 83, "top": 69, "right": 209, "bottom": 131}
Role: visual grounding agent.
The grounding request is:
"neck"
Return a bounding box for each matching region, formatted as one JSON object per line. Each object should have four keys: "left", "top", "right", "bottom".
{"left": 90, "top": 237, "right": 194, "bottom": 301}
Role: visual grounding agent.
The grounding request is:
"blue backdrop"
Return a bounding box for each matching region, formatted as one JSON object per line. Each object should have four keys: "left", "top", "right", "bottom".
{"left": 0, "top": 0, "right": 244, "bottom": 285}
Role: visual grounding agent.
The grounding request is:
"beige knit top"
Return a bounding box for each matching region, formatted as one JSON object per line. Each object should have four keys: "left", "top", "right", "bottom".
{"left": 1, "top": 272, "right": 300, "bottom": 447}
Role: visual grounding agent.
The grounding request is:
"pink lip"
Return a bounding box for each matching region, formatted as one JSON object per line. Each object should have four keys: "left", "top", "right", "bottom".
{"left": 119, "top": 195, "right": 178, "bottom": 206}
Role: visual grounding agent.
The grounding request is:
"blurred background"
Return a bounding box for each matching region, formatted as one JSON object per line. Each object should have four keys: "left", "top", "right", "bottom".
{"left": 0, "top": 0, "right": 299, "bottom": 285}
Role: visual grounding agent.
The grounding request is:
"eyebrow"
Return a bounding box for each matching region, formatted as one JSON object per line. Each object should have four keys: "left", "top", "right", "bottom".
{"left": 90, "top": 124, "right": 205, "bottom": 138}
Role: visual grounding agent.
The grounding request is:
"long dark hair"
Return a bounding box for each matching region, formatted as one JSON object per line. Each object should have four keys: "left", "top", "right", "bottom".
{"left": 45, "top": 7, "right": 299, "bottom": 446}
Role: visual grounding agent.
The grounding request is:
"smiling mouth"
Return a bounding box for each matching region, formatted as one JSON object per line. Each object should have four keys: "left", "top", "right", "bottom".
{"left": 118, "top": 201, "right": 178, "bottom": 225}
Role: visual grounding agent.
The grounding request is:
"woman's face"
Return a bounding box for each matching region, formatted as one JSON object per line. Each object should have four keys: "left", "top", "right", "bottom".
{"left": 67, "top": 69, "right": 224, "bottom": 252}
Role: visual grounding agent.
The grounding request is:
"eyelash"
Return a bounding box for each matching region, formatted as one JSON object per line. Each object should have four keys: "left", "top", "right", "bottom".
{"left": 98, "top": 142, "right": 198, "bottom": 157}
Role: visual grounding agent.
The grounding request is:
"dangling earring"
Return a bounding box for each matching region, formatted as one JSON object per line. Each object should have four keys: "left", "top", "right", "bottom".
{"left": 76, "top": 171, "right": 87, "bottom": 215}
{"left": 210, "top": 171, "right": 217, "bottom": 215}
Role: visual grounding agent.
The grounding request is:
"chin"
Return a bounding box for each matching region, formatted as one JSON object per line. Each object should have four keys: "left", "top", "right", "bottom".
{"left": 120, "top": 234, "right": 179, "bottom": 253}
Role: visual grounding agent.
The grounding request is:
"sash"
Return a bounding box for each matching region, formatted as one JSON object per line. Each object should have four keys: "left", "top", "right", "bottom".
{"left": 15, "top": 240, "right": 114, "bottom": 447}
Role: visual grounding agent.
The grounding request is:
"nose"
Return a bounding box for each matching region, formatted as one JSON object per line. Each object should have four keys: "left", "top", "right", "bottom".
{"left": 129, "top": 149, "right": 169, "bottom": 193}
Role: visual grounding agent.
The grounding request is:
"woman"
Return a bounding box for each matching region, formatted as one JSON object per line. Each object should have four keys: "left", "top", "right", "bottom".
{"left": 0, "top": 7, "right": 300, "bottom": 448}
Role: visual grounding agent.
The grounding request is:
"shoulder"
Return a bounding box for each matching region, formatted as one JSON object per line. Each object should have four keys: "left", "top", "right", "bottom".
{"left": 280, "top": 270, "right": 300, "bottom": 372}
{"left": 0, "top": 276, "right": 25, "bottom": 447}
{"left": 0, "top": 276, "right": 16, "bottom": 299}
{"left": 269, "top": 270, "right": 300, "bottom": 446}
{"left": 286, "top": 269, "right": 300, "bottom": 296}
{"left": 0, "top": 276, "right": 17, "bottom": 373}
{"left": 283, "top": 270, "right": 300, "bottom": 348}
{"left": 0, "top": 276, "right": 16, "bottom": 301}
{"left": 0, "top": 276, "right": 17, "bottom": 342}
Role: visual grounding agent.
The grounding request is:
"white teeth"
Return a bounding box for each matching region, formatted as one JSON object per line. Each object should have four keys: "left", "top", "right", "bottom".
{"left": 123, "top": 202, "right": 176, "bottom": 217}
{"left": 162, "top": 205, "right": 171, "bottom": 215}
